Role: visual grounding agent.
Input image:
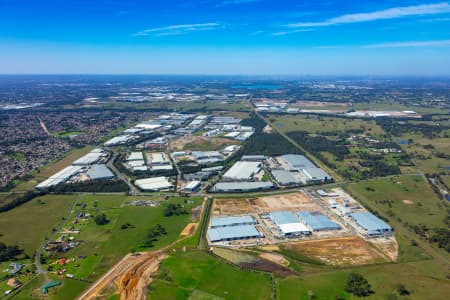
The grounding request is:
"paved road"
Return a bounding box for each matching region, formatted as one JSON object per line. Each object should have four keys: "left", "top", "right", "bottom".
{"left": 107, "top": 152, "right": 139, "bottom": 195}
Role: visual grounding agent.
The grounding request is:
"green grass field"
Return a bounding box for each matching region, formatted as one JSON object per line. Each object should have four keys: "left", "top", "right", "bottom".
{"left": 347, "top": 175, "right": 447, "bottom": 229}
{"left": 34, "top": 194, "right": 202, "bottom": 299}
{"left": 398, "top": 133, "right": 450, "bottom": 175}
{"left": 0, "top": 194, "right": 77, "bottom": 255}
{"left": 268, "top": 114, "right": 385, "bottom": 136}
{"left": 148, "top": 250, "right": 272, "bottom": 300}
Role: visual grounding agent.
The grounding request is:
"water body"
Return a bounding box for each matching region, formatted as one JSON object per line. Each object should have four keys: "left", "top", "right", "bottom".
{"left": 230, "top": 84, "right": 282, "bottom": 90}
{"left": 397, "top": 139, "right": 410, "bottom": 145}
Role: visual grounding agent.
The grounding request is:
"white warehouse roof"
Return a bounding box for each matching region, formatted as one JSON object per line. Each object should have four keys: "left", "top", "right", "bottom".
{"left": 36, "top": 165, "right": 83, "bottom": 188}
{"left": 134, "top": 177, "right": 173, "bottom": 191}
{"left": 223, "top": 161, "right": 261, "bottom": 181}
{"left": 72, "top": 149, "right": 105, "bottom": 165}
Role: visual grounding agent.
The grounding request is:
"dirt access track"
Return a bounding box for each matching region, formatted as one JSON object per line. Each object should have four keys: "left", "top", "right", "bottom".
{"left": 78, "top": 251, "right": 167, "bottom": 300}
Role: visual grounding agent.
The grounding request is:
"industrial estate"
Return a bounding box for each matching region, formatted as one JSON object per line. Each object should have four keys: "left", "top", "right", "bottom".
{"left": 0, "top": 76, "right": 449, "bottom": 300}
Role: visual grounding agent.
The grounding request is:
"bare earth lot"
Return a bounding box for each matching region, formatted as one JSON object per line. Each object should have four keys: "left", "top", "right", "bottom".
{"left": 282, "top": 236, "right": 393, "bottom": 266}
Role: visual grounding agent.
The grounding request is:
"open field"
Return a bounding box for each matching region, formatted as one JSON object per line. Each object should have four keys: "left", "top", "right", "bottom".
{"left": 347, "top": 175, "right": 447, "bottom": 229}
{"left": 267, "top": 114, "right": 385, "bottom": 135}
{"left": 148, "top": 250, "right": 272, "bottom": 300}
{"left": 4, "top": 194, "right": 202, "bottom": 300}
{"left": 398, "top": 133, "right": 450, "bottom": 175}
{"left": 280, "top": 237, "right": 389, "bottom": 266}
{"left": 0, "top": 194, "right": 76, "bottom": 255}
{"left": 276, "top": 258, "right": 450, "bottom": 300}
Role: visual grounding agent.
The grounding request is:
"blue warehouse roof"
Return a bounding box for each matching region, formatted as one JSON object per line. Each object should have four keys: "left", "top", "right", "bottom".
{"left": 349, "top": 212, "right": 392, "bottom": 235}
{"left": 281, "top": 154, "right": 315, "bottom": 169}
{"left": 87, "top": 164, "right": 115, "bottom": 180}
{"left": 210, "top": 215, "right": 256, "bottom": 228}
{"left": 269, "top": 211, "right": 300, "bottom": 225}
{"left": 208, "top": 225, "right": 262, "bottom": 242}
{"left": 297, "top": 211, "right": 341, "bottom": 231}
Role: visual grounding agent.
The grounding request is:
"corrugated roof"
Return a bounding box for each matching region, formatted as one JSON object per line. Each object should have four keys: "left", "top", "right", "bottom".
{"left": 280, "top": 154, "right": 315, "bottom": 169}
{"left": 349, "top": 212, "right": 392, "bottom": 234}
{"left": 269, "top": 211, "right": 299, "bottom": 225}
{"left": 87, "top": 164, "right": 115, "bottom": 180}
{"left": 278, "top": 223, "right": 311, "bottom": 234}
{"left": 297, "top": 211, "right": 340, "bottom": 231}
{"left": 223, "top": 161, "right": 260, "bottom": 180}
{"left": 210, "top": 215, "right": 256, "bottom": 228}
{"left": 271, "top": 170, "right": 299, "bottom": 185}
{"left": 302, "top": 167, "right": 331, "bottom": 181}
{"left": 213, "top": 181, "right": 274, "bottom": 192}
{"left": 207, "top": 225, "right": 262, "bottom": 242}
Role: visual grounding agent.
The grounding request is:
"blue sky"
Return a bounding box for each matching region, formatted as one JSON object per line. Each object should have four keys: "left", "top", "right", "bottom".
{"left": 1, "top": 0, "right": 450, "bottom": 75}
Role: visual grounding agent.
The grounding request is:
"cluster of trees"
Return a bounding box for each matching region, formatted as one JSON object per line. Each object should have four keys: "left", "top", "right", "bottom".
{"left": 345, "top": 272, "right": 373, "bottom": 297}
{"left": 288, "top": 131, "right": 349, "bottom": 161}
{"left": 0, "top": 242, "right": 23, "bottom": 262}
{"left": 94, "top": 213, "right": 109, "bottom": 225}
{"left": 163, "top": 203, "right": 188, "bottom": 217}
{"left": 49, "top": 179, "right": 129, "bottom": 193}
{"left": 240, "top": 113, "right": 302, "bottom": 156}
{"left": 143, "top": 224, "right": 167, "bottom": 247}
{"left": 428, "top": 210, "right": 450, "bottom": 253}
{"left": 377, "top": 119, "right": 449, "bottom": 139}
{"left": 0, "top": 190, "right": 46, "bottom": 212}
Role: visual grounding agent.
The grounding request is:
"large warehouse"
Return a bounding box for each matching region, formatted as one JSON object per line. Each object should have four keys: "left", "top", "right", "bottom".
{"left": 212, "top": 181, "right": 274, "bottom": 193}
{"left": 279, "top": 154, "right": 315, "bottom": 170}
{"left": 301, "top": 167, "right": 331, "bottom": 182}
{"left": 72, "top": 148, "right": 106, "bottom": 166}
{"left": 269, "top": 211, "right": 311, "bottom": 236}
{"left": 297, "top": 211, "right": 341, "bottom": 231}
{"left": 210, "top": 215, "right": 257, "bottom": 228}
{"left": 134, "top": 177, "right": 173, "bottom": 191}
{"left": 207, "top": 225, "right": 263, "bottom": 242}
{"left": 86, "top": 164, "right": 115, "bottom": 180}
{"left": 270, "top": 169, "right": 299, "bottom": 186}
{"left": 222, "top": 161, "right": 261, "bottom": 181}
{"left": 349, "top": 212, "right": 392, "bottom": 236}
{"left": 36, "top": 165, "right": 83, "bottom": 188}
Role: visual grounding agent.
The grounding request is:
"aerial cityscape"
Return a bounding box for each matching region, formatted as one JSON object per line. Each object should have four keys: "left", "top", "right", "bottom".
{"left": 0, "top": 1, "right": 449, "bottom": 300}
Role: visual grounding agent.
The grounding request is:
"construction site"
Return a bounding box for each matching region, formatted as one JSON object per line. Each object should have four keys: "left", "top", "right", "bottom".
{"left": 209, "top": 188, "right": 398, "bottom": 265}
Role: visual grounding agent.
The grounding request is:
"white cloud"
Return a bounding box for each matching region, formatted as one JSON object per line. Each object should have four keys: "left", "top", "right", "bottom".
{"left": 272, "top": 29, "right": 314, "bottom": 36}
{"left": 134, "top": 23, "right": 220, "bottom": 37}
{"left": 362, "top": 39, "right": 450, "bottom": 48}
{"left": 288, "top": 2, "right": 450, "bottom": 28}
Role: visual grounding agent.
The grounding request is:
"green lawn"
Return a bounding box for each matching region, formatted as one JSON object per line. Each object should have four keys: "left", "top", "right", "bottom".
{"left": 268, "top": 114, "right": 385, "bottom": 135}
{"left": 149, "top": 250, "right": 272, "bottom": 300}
{"left": 277, "top": 258, "right": 450, "bottom": 300}
{"left": 347, "top": 175, "right": 447, "bottom": 229}
{"left": 36, "top": 195, "right": 201, "bottom": 299}
{"left": 0, "top": 194, "right": 76, "bottom": 255}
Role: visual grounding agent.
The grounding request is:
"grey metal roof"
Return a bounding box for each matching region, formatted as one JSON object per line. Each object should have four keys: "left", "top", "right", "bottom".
{"left": 302, "top": 167, "right": 331, "bottom": 181}
{"left": 269, "top": 211, "right": 300, "bottom": 225}
{"left": 210, "top": 215, "right": 256, "bottom": 228}
{"left": 213, "top": 181, "right": 274, "bottom": 192}
{"left": 297, "top": 211, "right": 340, "bottom": 231}
{"left": 271, "top": 169, "right": 299, "bottom": 185}
{"left": 349, "top": 212, "right": 392, "bottom": 235}
{"left": 281, "top": 154, "right": 315, "bottom": 169}
{"left": 87, "top": 164, "right": 115, "bottom": 180}
{"left": 208, "top": 225, "right": 262, "bottom": 242}
{"left": 223, "top": 161, "right": 260, "bottom": 180}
